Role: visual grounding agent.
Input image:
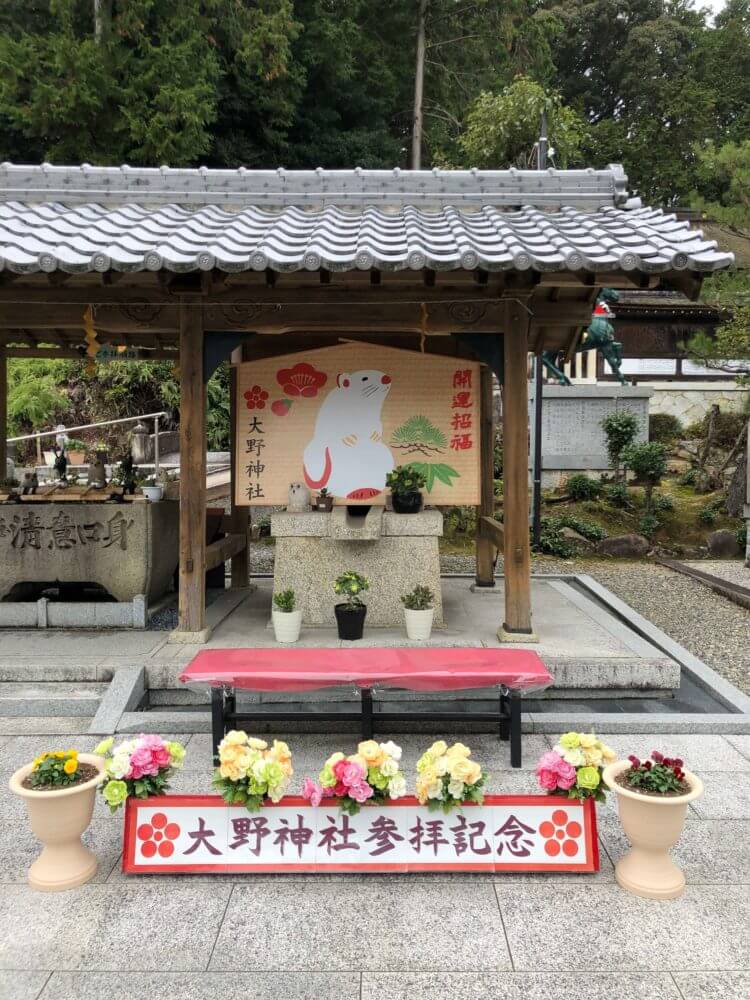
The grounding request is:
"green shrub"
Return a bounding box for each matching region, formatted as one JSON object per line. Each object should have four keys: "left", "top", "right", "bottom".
{"left": 649, "top": 413, "right": 683, "bottom": 444}
{"left": 604, "top": 482, "right": 630, "bottom": 507}
{"left": 638, "top": 513, "right": 660, "bottom": 538}
{"left": 565, "top": 473, "right": 602, "bottom": 501}
{"left": 556, "top": 515, "right": 607, "bottom": 542}
{"left": 534, "top": 519, "right": 575, "bottom": 558}
{"left": 698, "top": 497, "right": 725, "bottom": 525}
{"left": 333, "top": 571, "right": 369, "bottom": 608}
{"left": 601, "top": 411, "right": 639, "bottom": 475}
{"left": 737, "top": 524, "right": 748, "bottom": 551}
{"left": 679, "top": 469, "right": 699, "bottom": 487}
{"left": 687, "top": 408, "right": 746, "bottom": 449}
{"left": 385, "top": 464, "right": 427, "bottom": 495}
{"left": 651, "top": 492, "right": 674, "bottom": 513}
{"left": 401, "top": 585, "right": 435, "bottom": 610}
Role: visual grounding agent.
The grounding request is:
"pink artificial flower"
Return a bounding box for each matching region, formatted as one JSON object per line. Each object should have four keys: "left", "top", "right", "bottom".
{"left": 128, "top": 745, "right": 160, "bottom": 779}
{"left": 348, "top": 782, "right": 374, "bottom": 804}
{"left": 536, "top": 750, "right": 566, "bottom": 793}
{"left": 341, "top": 761, "right": 365, "bottom": 788}
{"left": 333, "top": 781, "right": 348, "bottom": 797}
{"left": 139, "top": 734, "right": 171, "bottom": 769}
{"left": 556, "top": 758, "right": 577, "bottom": 790}
{"left": 332, "top": 759, "right": 349, "bottom": 783}
{"left": 302, "top": 778, "right": 324, "bottom": 807}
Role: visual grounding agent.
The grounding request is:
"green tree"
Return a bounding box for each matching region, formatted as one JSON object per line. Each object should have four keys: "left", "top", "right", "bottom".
{"left": 601, "top": 410, "right": 639, "bottom": 481}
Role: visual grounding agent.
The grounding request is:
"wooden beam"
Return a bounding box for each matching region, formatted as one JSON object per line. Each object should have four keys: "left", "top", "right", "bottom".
{"left": 176, "top": 296, "right": 208, "bottom": 639}
{"left": 205, "top": 533, "right": 247, "bottom": 572}
{"left": 500, "top": 300, "right": 534, "bottom": 639}
{"left": 229, "top": 343, "right": 250, "bottom": 588}
{"left": 478, "top": 515, "right": 504, "bottom": 551}
{"left": 0, "top": 344, "right": 6, "bottom": 482}
{"left": 475, "top": 364, "right": 497, "bottom": 586}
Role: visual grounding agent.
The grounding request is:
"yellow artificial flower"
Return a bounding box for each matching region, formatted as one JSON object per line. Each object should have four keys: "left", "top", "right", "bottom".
{"left": 222, "top": 730, "right": 249, "bottom": 747}
{"left": 446, "top": 742, "right": 471, "bottom": 760}
{"left": 219, "top": 761, "right": 244, "bottom": 782}
{"left": 420, "top": 764, "right": 438, "bottom": 787}
{"left": 427, "top": 740, "right": 448, "bottom": 758}
{"left": 357, "top": 740, "right": 385, "bottom": 768}
{"left": 583, "top": 747, "right": 603, "bottom": 767}
{"left": 325, "top": 751, "right": 345, "bottom": 768}
{"left": 270, "top": 740, "right": 292, "bottom": 763}
{"left": 601, "top": 744, "right": 617, "bottom": 763}
{"left": 579, "top": 733, "right": 597, "bottom": 749}
{"left": 63, "top": 758, "right": 78, "bottom": 775}
{"left": 247, "top": 737, "right": 268, "bottom": 751}
{"left": 349, "top": 753, "right": 369, "bottom": 771}
{"left": 450, "top": 757, "right": 481, "bottom": 785}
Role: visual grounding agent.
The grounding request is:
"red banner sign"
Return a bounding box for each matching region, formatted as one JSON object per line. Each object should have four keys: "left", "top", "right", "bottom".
{"left": 123, "top": 795, "right": 599, "bottom": 874}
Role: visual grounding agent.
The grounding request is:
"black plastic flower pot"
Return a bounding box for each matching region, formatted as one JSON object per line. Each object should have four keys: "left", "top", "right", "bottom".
{"left": 335, "top": 603, "right": 367, "bottom": 640}
{"left": 391, "top": 491, "right": 423, "bottom": 514}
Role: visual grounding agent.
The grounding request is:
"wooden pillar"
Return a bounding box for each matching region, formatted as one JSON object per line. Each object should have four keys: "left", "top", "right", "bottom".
{"left": 176, "top": 297, "right": 208, "bottom": 640}
{"left": 229, "top": 345, "right": 250, "bottom": 588}
{"left": 500, "top": 301, "right": 535, "bottom": 640}
{"left": 0, "top": 345, "right": 6, "bottom": 481}
{"left": 475, "top": 363, "right": 496, "bottom": 586}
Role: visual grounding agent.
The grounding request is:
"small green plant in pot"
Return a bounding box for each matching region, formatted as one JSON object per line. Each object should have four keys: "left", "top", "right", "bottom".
{"left": 333, "top": 571, "right": 369, "bottom": 640}
{"left": 386, "top": 464, "right": 426, "bottom": 514}
{"left": 313, "top": 487, "right": 334, "bottom": 512}
{"left": 401, "top": 585, "right": 435, "bottom": 641}
{"left": 272, "top": 588, "right": 302, "bottom": 644}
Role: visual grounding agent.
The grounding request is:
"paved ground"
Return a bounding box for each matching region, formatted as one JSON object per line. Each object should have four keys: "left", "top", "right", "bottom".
{"left": 3, "top": 725, "right": 750, "bottom": 1000}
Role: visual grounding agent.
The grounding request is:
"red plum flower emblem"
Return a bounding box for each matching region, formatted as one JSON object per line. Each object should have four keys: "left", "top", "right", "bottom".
{"left": 276, "top": 363, "right": 327, "bottom": 398}
{"left": 244, "top": 385, "right": 269, "bottom": 410}
{"left": 137, "top": 811, "right": 181, "bottom": 858}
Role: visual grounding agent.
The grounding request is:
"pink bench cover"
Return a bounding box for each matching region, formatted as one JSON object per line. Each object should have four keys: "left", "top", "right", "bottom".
{"left": 179, "top": 647, "right": 552, "bottom": 694}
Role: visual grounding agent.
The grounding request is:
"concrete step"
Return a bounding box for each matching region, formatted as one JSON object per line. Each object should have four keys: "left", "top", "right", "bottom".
{"left": 0, "top": 715, "right": 95, "bottom": 735}
{"left": 0, "top": 681, "right": 106, "bottom": 717}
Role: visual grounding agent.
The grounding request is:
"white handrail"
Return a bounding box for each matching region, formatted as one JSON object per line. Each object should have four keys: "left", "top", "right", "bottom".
{"left": 6, "top": 411, "right": 168, "bottom": 443}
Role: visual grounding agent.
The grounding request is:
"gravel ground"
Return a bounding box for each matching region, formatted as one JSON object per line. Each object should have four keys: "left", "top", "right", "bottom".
{"left": 684, "top": 560, "right": 750, "bottom": 587}
{"left": 249, "top": 542, "right": 750, "bottom": 696}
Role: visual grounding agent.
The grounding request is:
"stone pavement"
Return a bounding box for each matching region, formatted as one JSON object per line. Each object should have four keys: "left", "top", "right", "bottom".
{"left": 2, "top": 726, "right": 750, "bottom": 1000}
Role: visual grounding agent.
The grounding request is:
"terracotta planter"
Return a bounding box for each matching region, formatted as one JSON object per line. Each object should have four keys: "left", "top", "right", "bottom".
{"left": 9, "top": 753, "right": 105, "bottom": 892}
{"left": 603, "top": 760, "right": 704, "bottom": 900}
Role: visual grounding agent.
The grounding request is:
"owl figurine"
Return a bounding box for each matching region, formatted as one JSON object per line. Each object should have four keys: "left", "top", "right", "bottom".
{"left": 287, "top": 482, "right": 311, "bottom": 512}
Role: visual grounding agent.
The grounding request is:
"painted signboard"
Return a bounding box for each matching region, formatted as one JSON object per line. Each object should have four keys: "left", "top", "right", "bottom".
{"left": 234, "top": 343, "right": 481, "bottom": 506}
{"left": 123, "top": 795, "right": 599, "bottom": 874}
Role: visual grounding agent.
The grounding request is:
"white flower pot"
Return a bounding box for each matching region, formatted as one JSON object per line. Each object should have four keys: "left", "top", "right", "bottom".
{"left": 142, "top": 485, "right": 164, "bottom": 502}
{"left": 404, "top": 607, "right": 434, "bottom": 641}
{"left": 272, "top": 608, "right": 302, "bottom": 643}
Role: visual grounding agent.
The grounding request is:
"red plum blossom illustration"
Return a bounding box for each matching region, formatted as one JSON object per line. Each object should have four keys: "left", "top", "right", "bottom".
{"left": 244, "top": 385, "right": 269, "bottom": 410}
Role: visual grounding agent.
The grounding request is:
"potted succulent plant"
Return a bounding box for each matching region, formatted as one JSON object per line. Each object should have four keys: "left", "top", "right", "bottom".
{"left": 401, "top": 585, "right": 435, "bottom": 640}
{"left": 64, "top": 438, "right": 88, "bottom": 466}
{"left": 333, "top": 570, "right": 369, "bottom": 640}
{"left": 603, "top": 750, "right": 704, "bottom": 900}
{"left": 386, "top": 464, "right": 426, "bottom": 514}
{"left": 9, "top": 748, "right": 105, "bottom": 891}
{"left": 312, "top": 487, "right": 334, "bottom": 512}
{"left": 272, "top": 588, "right": 303, "bottom": 643}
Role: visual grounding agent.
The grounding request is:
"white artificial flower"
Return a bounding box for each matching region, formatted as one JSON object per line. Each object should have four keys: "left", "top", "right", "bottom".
{"left": 427, "top": 778, "right": 444, "bottom": 799}
{"left": 251, "top": 758, "right": 268, "bottom": 783}
{"left": 555, "top": 745, "right": 585, "bottom": 767}
{"left": 379, "top": 740, "right": 402, "bottom": 761}
{"left": 380, "top": 758, "right": 398, "bottom": 777}
{"left": 106, "top": 754, "right": 130, "bottom": 779}
{"left": 388, "top": 774, "right": 407, "bottom": 799}
{"left": 114, "top": 738, "right": 137, "bottom": 757}
{"left": 447, "top": 779, "right": 465, "bottom": 799}
{"left": 434, "top": 756, "right": 449, "bottom": 777}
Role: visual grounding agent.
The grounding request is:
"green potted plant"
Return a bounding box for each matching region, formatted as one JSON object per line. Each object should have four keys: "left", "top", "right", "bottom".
{"left": 272, "top": 588, "right": 302, "bottom": 643}
{"left": 603, "top": 750, "right": 704, "bottom": 900}
{"left": 9, "top": 747, "right": 105, "bottom": 891}
{"left": 64, "top": 438, "right": 87, "bottom": 465}
{"left": 401, "top": 585, "right": 435, "bottom": 640}
{"left": 386, "top": 464, "right": 426, "bottom": 514}
{"left": 312, "top": 487, "right": 334, "bottom": 512}
{"left": 333, "top": 571, "right": 369, "bottom": 640}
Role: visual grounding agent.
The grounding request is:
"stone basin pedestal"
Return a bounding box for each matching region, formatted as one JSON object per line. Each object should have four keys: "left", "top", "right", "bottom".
{"left": 271, "top": 507, "right": 444, "bottom": 627}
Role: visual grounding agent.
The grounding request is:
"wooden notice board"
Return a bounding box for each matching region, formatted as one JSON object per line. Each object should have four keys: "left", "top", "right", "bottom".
{"left": 234, "top": 342, "right": 481, "bottom": 506}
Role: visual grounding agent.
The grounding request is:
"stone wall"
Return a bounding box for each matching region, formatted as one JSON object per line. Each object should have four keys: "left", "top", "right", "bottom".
{"left": 647, "top": 382, "right": 746, "bottom": 425}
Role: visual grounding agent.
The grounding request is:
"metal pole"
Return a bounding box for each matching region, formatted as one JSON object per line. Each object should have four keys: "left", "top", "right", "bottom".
{"left": 538, "top": 110, "right": 548, "bottom": 170}
{"left": 532, "top": 349, "right": 544, "bottom": 546}
{"left": 410, "top": 0, "right": 428, "bottom": 170}
{"left": 153, "top": 415, "right": 160, "bottom": 478}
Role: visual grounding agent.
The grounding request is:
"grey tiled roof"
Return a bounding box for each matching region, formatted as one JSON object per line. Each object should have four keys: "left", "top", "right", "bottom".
{"left": 0, "top": 163, "right": 734, "bottom": 275}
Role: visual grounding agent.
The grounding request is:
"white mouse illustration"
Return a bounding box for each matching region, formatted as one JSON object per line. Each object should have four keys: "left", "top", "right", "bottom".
{"left": 303, "top": 369, "right": 395, "bottom": 500}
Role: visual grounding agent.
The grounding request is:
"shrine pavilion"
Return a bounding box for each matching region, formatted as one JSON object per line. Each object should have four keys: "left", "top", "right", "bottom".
{"left": 0, "top": 163, "right": 733, "bottom": 641}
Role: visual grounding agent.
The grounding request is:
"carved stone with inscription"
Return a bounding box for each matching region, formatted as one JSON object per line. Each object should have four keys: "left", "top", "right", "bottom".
{"left": 0, "top": 501, "right": 179, "bottom": 603}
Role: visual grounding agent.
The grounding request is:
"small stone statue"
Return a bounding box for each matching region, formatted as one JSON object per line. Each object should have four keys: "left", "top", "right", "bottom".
{"left": 22, "top": 471, "right": 38, "bottom": 495}
{"left": 87, "top": 458, "right": 107, "bottom": 488}
{"left": 287, "top": 482, "right": 311, "bottom": 512}
{"left": 52, "top": 445, "right": 68, "bottom": 482}
{"left": 118, "top": 452, "right": 138, "bottom": 494}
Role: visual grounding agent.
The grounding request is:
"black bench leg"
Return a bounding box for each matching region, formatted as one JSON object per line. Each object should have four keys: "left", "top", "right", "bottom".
{"left": 499, "top": 692, "right": 510, "bottom": 742}
{"left": 211, "top": 687, "right": 227, "bottom": 762}
{"left": 361, "top": 688, "right": 374, "bottom": 740}
{"left": 509, "top": 692, "right": 522, "bottom": 768}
